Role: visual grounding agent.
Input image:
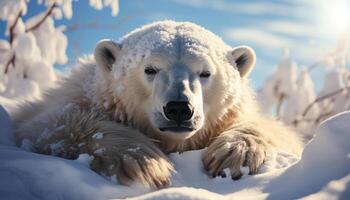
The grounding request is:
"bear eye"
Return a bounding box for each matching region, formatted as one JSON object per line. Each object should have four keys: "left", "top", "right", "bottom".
{"left": 144, "top": 66, "right": 158, "bottom": 75}
{"left": 199, "top": 71, "right": 211, "bottom": 78}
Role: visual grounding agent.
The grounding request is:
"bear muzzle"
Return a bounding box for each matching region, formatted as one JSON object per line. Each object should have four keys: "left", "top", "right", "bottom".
{"left": 163, "top": 101, "right": 194, "bottom": 125}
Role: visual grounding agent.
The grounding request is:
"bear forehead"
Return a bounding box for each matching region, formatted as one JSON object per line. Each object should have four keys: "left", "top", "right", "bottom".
{"left": 119, "top": 21, "right": 231, "bottom": 61}
{"left": 112, "top": 21, "right": 235, "bottom": 80}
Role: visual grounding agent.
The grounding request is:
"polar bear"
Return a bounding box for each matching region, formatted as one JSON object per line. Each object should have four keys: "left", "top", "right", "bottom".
{"left": 13, "top": 21, "right": 303, "bottom": 188}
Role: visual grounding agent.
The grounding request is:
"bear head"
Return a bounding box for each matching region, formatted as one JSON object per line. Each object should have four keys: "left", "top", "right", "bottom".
{"left": 94, "top": 21, "right": 256, "bottom": 141}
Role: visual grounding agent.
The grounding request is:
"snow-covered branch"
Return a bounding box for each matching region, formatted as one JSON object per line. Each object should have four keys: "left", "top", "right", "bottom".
{"left": 258, "top": 38, "right": 350, "bottom": 139}
{"left": 26, "top": 3, "right": 57, "bottom": 32}
{"left": 4, "top": 54, "right": 15, "bottom": 74}
{"left": 4, "top": 3, "right": 57, "bottom": 75}
{"left": 275, "top": 92, "right": 285, "bottom": 118}
{"left": 301, "top": 85, "right": 350, "bottom": 118}
{"left": 3, "top": 1, "right": 26, "bottom": 74}
{"left": 8, "top": 10, "right": 23, "bottom": 44}
{"left": 0, "top": 0, "right": 119, "bottom": 99}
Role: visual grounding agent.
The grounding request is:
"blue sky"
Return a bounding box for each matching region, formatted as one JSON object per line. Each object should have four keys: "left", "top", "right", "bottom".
{"left": 1, "top": 0, "right": 348, "bottom": 88}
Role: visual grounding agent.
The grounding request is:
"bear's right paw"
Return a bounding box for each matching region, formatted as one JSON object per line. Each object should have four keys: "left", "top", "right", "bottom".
{"left": 90, "top": 145, "right": 174, "bottom": 189}
{"left": 202, "top": 133, "right": 270, "bottom": 180}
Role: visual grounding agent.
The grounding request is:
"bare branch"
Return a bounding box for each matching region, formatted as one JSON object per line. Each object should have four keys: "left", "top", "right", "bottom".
{"left": 272, "top": 82, "right": 286, "bottom": 118}
{"left": 4, "top": 54, "right": 16, "bottom": 74}
{"left": 307, "top": 61, "right": 323, "bottom": 72}
{"left": 26, "top": 3, "right": 57, "bottom": 32}
{"left": 276, "top": 93, "right": 285, "bottom": 118}
{"left": 301, "top": 85, "right": 350, "bottom": 118}
{"left": 315, "top": 111, "right": 334, "bottom": 124}
{"left": 289, "top": 85, "right": 350, "bottom": 127}
{"left": 291, "top": 111, "right": 334, "bottom": 126}
{"left": 5, "top": 3, "right": 57, "bottom": 74}
{"left": 8, "top": 11, "right": 23, "bottom": 44}
{"left": 4, "top": 7, "right": 23, "bottom": 73}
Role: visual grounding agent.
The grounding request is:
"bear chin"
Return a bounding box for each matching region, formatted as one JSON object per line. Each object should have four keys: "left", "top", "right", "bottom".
{"left": 158, "top": 128, "right": 197, "bottom": 140}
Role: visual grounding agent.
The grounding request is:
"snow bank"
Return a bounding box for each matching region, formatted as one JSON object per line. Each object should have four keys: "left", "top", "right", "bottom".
{"left": 0, "top": 146, "right": 146, "bottom": 200}
{"left": 265, "top": 112, "right": 350, "bottom": 199}
{"left": 0, "top": 96, "right": 18, "bottom": 114}
{"left": 0, "top": 105, "right": 349, "bottom": 199}
{"left": 0, "top": 105, "right": 14, "bottom": 146}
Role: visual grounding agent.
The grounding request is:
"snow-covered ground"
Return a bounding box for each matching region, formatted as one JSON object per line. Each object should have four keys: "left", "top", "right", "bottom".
{"left": 0, "top": 103, "right": 349, "bottom": 200}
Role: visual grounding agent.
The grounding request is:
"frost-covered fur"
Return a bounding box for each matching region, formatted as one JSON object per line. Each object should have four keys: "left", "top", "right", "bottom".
{"left": 13, "top": 21, "right": 303, "bottom": 188}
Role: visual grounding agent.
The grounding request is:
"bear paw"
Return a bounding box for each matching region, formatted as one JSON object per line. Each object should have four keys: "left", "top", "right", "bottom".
{"left": 202, "top": 133, "right": 270, "bottom": 180}
{"left": 91, "top": 145, "right": 174, "bottom": 189}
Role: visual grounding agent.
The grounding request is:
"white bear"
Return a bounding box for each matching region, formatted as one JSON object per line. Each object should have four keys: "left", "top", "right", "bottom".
{"left": 13, "top": 21, "right": 303, "bottom": 188}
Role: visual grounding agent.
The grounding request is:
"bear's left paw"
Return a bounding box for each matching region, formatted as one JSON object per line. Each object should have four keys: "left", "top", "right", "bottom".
{"left": 202, "top": 134, "right": 270, "bottom": 180}
{"left": 90, "top": 144, "right": 174, "bottom": 189}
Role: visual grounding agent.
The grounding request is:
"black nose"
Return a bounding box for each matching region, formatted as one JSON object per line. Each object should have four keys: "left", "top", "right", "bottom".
{"left": 163, "top": 101, "right": 194, "bottom": 124}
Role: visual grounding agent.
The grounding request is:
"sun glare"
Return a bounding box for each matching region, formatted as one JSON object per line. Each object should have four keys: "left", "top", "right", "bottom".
{"left": 329, "top": 1, "right": 350, "bottom": 33}
{"left": 319, "top": 0, "right": 350, "bottom": 35}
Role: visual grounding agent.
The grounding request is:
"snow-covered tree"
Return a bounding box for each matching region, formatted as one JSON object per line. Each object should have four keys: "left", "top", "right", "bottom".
{"left": 286, "top": 69, "right": 319, "bottom": 138}
{"left": 258, "top": 49, "right": 297, "bottom": 117}
{"left": 0, "top": 0, "right": 119, "bottom": 100}
{"left": 259, "top": 36, "right": 350, "bottom": 139}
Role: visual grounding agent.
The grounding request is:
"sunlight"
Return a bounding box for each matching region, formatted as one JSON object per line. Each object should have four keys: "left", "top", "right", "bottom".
{"left": 329, "top": 1, "right": 350, "bottom": 33}
{"left": 319, "top": 0, "right": 350, "bottom": 35}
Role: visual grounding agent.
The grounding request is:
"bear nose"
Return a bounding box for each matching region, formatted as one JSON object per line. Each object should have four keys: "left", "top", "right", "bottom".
{"left": 163, "top": 101, "right": 194, "bottom": 124}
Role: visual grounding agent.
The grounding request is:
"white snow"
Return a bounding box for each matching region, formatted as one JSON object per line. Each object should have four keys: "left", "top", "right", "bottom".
{"left": 258, "top": 49, "right": 298, "bottom": 114}
{"left": 20, "top": 139, "right": 32, "bottom": 151}
{"left": 0, "top": 105, "right": 14, "bottom": 146}
{"left": 92, "top": 132, "right": 104, "bottom": 139}
{"left": 49, "top": 140, "right": 65, "bottom": 156}
{"left": 89, "top": 0, "right": 119, "bottom": 16}
{"left": 61, "top": 0, "right": 73, "bottom": 19}
{"left": 0, "top": 0, "right": 27, "bottom": 21}
{"left": 75, "top": 153, "right": 94, "bottom": 166}
{"left": 94, "top": 147, "right": 106, "bottom": 155}
{"left": 103, "top": 0, "right": 119, "bottom": 16}
{"left": 0, "top": 104, "right": 349, "bottom": 199}
{"left": 127, "top": 146, "right": 141, "bottom": 153}
{"left": 90, "top": 0, "right": 104, "bottom": 10}
{"left": 318, "top": 68, "right": 350, "bottom": 115}
{"left": 13, "top": 32, "right": 41, "bottom": 62}
{"left": 284, "top": 69, "right": 317, "bottom": 122}
{"left": 283, "top": 69, "right": 319, "bottom": 137}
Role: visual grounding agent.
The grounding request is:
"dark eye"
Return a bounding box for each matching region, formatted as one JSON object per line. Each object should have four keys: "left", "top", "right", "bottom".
{"left": 144, "top": 67, "right": 158, "bottom": 75}
{"left": 199, "top": 71, "right": 211, "bottom": 78}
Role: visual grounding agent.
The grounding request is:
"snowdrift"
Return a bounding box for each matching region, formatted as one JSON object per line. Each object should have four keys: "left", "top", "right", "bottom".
{"left": 0, "top": 105, "right": 349, "bottom": 200}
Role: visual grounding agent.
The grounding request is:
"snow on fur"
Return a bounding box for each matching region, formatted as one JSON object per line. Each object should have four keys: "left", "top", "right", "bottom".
{"left": 114, "top": 21, "right": 231, "bottom": 79}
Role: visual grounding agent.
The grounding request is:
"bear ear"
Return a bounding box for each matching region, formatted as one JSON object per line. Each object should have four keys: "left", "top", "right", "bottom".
{"left": 94, "top": 39, "right": 121, "bottom": 71}
{"left": 230, "top": 46, "right": 256, "bottom": 77}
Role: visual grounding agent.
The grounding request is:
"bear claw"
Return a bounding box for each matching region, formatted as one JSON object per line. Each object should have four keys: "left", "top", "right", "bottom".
{"left": 202, "top": 133, "right": 269, "bottom": 181}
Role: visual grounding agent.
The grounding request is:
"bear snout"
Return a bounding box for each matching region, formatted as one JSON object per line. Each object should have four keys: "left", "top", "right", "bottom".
{"left": 163, "top": 101, "right": 194, "bottom": 125}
